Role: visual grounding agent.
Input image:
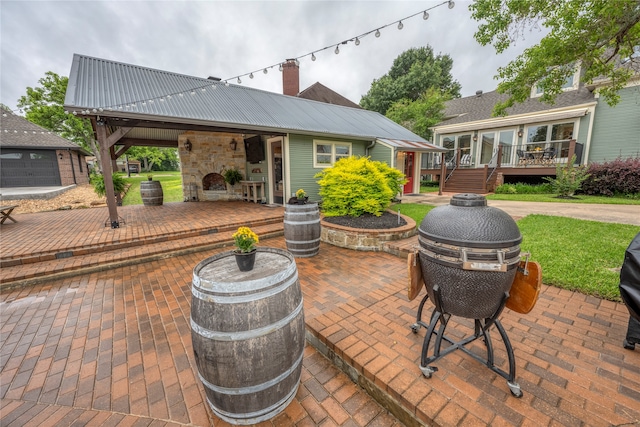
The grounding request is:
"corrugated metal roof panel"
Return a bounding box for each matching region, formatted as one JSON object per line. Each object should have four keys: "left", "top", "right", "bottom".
{"left": 64, "top": 54, "right": 427, "bottom": 143}
{"left": 377, "top": 138, "right": 448, "bottom": 152}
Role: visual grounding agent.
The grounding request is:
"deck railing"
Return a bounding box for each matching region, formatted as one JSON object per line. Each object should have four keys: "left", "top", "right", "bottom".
{"left": 422, "top": 140, "right": 583, "bottom": 171}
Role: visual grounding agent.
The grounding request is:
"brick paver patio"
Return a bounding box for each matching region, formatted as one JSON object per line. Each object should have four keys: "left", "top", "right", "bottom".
{"left": 1, "top": 202, "right": 639, "bottom": 426}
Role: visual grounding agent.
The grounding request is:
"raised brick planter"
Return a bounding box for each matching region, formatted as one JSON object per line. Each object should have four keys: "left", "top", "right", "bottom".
{"left": 320, "top": 211, "right": 416, "bottom": 251}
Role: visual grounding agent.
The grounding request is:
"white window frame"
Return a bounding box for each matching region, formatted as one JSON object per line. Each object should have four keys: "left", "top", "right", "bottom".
{"left": 313, "top": 140, "right": 352, "bottom": 168}
{"left": 531, "top": 66, "right": 580, "bottom": 98}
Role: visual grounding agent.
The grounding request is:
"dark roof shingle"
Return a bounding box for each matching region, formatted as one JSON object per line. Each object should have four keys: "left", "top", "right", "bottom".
{"left": 0, "top": 111, "right": 85, "bottom": 150}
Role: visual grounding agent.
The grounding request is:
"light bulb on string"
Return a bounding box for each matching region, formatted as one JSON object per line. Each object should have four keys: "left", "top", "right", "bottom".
{"left": 311, "top": 53, "right": 316, "bottom": 61}
{"left": 335, "top": 45, "right": 340, "bottom": 54}
{"left": 279, "top": 64, "right": 283, "bottom": 72}
{"left": 249, "top": 72, "right": 254, "bottom": 79}
{"left": 263, "top": 68, "right": 268, "bottom": 74}
{"left": 397, "top": 21, "right": 403, "bottom": 30}
{"left": 179, "top": 93, "right": 184, "bottom": 97}
{"left": 225, "top": 81, "right": 230, "bottom": 87}
{"left": 295, "top": 59, "right": 300, "bottom": 66}
{"left": 375, "top": 29, "right": 381, "bottom": 38}
{"left": 237, "top": 77, "right": 241, "bottom": 84}
{"left": 423, "top": 11, "right": 429, "bottom": 20}
{"left": 448, "top": 0, "right": 455, "bottom": 9}
{"left": 355, "top": 37, "right": 360, "bottom": 46}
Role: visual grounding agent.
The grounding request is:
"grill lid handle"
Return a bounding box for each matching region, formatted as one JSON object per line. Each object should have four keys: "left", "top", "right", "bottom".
{"left": 450, "top": 193, "right": 487, "bottom": 207}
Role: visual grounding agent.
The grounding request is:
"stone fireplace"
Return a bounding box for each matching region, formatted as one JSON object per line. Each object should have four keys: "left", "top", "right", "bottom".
{"left": 179, "top": 132, "right": 245, "bottom": 202}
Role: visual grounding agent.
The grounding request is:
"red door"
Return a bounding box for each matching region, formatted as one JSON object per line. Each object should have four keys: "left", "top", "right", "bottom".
{"left": 403, "top": 151, "right": 415, "bottom": 194}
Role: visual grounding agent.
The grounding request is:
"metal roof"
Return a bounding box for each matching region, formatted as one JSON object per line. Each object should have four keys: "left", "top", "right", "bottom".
{"left": 376, "top": 138, "right": 447, "bottom": 152}
{"left": 64, "top": 54, "right": 428, "bottom": 143}
{"left": 0, "top": 110, "right": 89, "bottom": 153}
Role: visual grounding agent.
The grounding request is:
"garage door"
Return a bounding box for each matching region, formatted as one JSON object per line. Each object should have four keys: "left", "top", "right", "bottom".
{"left": 0, "top": 149, "right": 61, "bottom": 187}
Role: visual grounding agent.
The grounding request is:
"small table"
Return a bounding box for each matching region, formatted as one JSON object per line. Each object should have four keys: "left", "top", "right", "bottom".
{"left": 240, "top": 181, "right": 264, "bottom": 203}
{"left": 524, "top": 151, "right": 545, "bottom": 165}
{"left": 0, "top": 205, "right": 18, "bottom": 224}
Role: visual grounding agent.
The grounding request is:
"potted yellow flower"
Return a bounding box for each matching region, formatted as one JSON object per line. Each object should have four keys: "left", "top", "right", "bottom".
{"left": 232, "top": 226, "right": 259, "bottom": 271}
{"left": 295, "top": 188, "right": 308, "bottom": 204}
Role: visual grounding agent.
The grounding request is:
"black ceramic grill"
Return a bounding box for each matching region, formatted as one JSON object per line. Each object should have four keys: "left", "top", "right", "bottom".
{"left": 411, "top": 193, "right": 524, "bottom": 397}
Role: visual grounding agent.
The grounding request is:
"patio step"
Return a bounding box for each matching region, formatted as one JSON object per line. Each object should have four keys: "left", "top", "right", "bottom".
{"left": 0, "top": 214, "right": 283, "bottom": 268}
{"left": 0, "top": 221, "right": 284, "bottom": 289}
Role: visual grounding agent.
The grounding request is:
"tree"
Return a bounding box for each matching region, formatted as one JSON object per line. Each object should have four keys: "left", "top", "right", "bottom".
{"left": 385, "top": 88, "right": 451, "bottom": 140}
{"left": 359, "top": 46, "right": 461, "bottom": 115}
{"left": 470, "top": 0, "right": 640, "bottom": 116}
{"left": 126, "top": 146, "right": 178, "bottom": 172}
{"left": 16, "top": 71, "right": 101, "bottom": 168}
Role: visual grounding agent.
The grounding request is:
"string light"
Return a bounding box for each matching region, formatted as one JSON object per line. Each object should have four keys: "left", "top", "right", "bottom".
{"left": 60, "top": 0, "right": 454, "bottom": 113}
{"left": 222, "top": 0, "right": 453, "bottom": 84}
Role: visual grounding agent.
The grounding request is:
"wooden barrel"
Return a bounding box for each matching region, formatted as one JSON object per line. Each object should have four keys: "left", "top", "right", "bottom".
{"left": 140, "top": 180, "right": 163, "bottom": 206}
{"left": 191, "top": 247, "right": 305, "bottom": 425}
{"left": 284, "top": 202, "right": 320, "bottom": 257}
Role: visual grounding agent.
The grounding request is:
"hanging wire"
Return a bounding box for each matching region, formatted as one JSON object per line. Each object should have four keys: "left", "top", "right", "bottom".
{"left": 62, "top": 0, "right": 454, "bottom": 114}
{"left": 222, "top": 0, "right": 453, "bottom": 83}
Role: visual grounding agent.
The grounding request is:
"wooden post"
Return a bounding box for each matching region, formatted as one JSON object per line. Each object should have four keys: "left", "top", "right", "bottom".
{"left": 438, "top": 153, "right": 445, "bottom": 195}
{"left": 482, "top": 165, "right": 488, "bottom": 193}
{"left": 95, "top": 119, "right": 120, "bottom": 228}
{"left": 567, "top": 139, "right": 576, "bottom": 164}
{"left": 496, "top": 145, "right": 503, "bottom": 168}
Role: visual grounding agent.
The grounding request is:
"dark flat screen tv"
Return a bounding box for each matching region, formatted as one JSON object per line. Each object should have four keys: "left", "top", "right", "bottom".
{"left": 244, "top": 136, "right": 265, "bottom": 163}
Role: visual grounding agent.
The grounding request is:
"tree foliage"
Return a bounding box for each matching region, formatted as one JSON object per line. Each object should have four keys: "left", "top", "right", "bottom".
{"left": 126, "top": 146, "right": 178, "bottom": 172}
{"left": 17, "top": 71, "right": 96, "bottom": 154}
{"left": 359, "top": 46, "right": 461, "bottom": 115}
{"left": 470, "top": 0, "right": 640, "bottom": 115}
{"left": 385, "top": 88, "right": 450, "bottom": 140}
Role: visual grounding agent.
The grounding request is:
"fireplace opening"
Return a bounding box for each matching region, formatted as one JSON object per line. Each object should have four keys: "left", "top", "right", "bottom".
{"left": 202, "top": 173, "right": 226, "bottom": 191}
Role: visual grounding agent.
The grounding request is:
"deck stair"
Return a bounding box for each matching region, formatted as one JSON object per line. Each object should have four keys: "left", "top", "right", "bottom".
{"left": 443, "top": 168, "right": 491, "bottom": 193}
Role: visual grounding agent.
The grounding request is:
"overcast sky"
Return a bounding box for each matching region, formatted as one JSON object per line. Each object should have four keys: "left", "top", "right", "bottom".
{"left": 0, "top": 1, "right": 545, "bottom": 114}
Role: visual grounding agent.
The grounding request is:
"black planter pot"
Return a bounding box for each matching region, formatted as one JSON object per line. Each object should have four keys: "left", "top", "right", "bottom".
{"left": 234, "top": 249, "right": 257, "bottom": 271}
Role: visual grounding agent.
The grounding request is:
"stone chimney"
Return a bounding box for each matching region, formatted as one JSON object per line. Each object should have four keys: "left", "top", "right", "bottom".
{"left": 282, "top": 59, "right": 299, "bottom": 96}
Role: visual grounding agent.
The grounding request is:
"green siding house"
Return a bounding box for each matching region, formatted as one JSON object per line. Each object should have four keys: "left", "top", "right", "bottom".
{"left": 63, "top": 54, "right": 444, "bottom": 226}
{"left": 426, "top": 74, "right": 640, "bottom": 193}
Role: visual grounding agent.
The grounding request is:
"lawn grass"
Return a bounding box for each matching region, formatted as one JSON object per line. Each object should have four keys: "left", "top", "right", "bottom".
{"left": 486, "top": 193, "right": 640, "bottom": 205}
{"left": 122, "top": 172, "right": 183, "bottom": 205}
{"left": 392, "top": 203, "right": 637, "bottom": 301}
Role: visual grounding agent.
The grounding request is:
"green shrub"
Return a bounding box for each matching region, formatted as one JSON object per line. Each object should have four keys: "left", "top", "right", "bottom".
{"left": 495, "top": 182, "right": 552, "bottom": 194}
{"left": 420, "top": 179, "right": 439, "bottom": 187}
{"left": 315, "top": 156, "right": 406, "bottom": 217}
{"left": 495, "top": 183, "right": 517, "bottom": 194}
{"left": 544, "top": 155, "right": 590, "bottom": 197}
{"left": 90, "top": 172, "right": 126, "bottom": 197}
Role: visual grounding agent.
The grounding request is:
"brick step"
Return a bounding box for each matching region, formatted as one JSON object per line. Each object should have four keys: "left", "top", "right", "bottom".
{"left": 0, "top": 222, "right": 284, "bottom": 288}
{"left": 0, "top": 215, "right": 283, "bottom": 268}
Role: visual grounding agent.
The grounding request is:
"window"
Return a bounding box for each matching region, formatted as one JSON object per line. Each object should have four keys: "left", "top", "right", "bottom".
{"left": 30, "top": 152, "right": 51, "bottom": 160}
{"left": 525, "top": 121, "right": 575, "bottom": 157}
{"left": 78, "top": 153, "right": 83, "bottom": 172}
{"left": 313, "top": 141, "right": 351, "bottom": 167}
{"left": 0, "top": 152, "right": 22, "bottom": 159}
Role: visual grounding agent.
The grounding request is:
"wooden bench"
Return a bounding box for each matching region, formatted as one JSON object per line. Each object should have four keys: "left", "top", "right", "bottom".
{"left": 0, "top": 205, "right": 18, "bottom": 224}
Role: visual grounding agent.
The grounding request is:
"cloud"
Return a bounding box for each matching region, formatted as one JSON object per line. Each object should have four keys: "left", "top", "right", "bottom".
{"left": 0, "top": 1, "right": 544, "bottom": 113}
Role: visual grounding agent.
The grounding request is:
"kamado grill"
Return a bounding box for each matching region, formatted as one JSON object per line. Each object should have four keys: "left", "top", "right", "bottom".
{"left": 411, "top": 193, "right": 525, "bottom": 397}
